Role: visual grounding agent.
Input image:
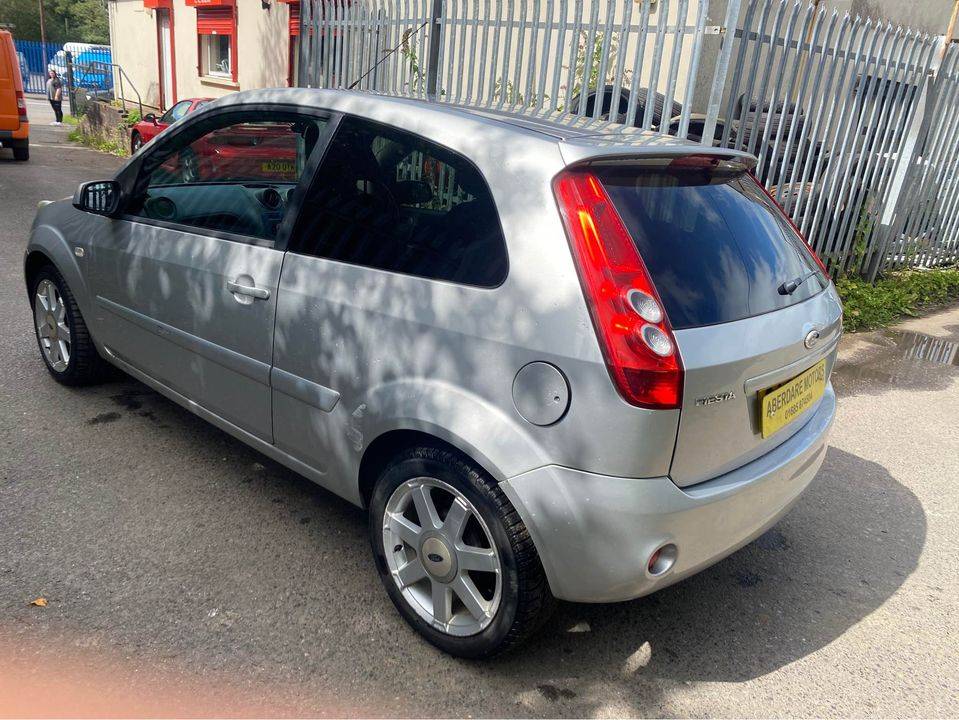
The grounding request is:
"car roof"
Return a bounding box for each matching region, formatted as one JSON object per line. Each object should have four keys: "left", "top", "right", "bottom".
{"left": 206, "top": 88, "right": 755, "bottom": 167}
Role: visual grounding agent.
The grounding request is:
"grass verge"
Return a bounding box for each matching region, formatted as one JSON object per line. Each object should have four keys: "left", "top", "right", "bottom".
{"left": 836, "top": 267, "right": 959, "bottom": 332}
{"left": 67, "top": 126, "right": 128, "bottom": 157}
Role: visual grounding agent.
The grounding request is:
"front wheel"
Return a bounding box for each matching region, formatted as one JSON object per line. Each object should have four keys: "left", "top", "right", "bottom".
{"left": 131, "top": 132, "right": 142, "bottom": 154}
{"left": 31, "top": 265, "right": 109, "bottom": 385}
{"left": 369, "top": 446, "right": 554, "bottom": 658}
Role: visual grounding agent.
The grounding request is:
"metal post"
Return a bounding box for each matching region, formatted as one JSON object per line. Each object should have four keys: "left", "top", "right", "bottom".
{"left": 38, "top": 0, "right": 48, "bottom": 72}
{"left": 65, "top": 51, "right": 75, "bottom": 116}
{"left": 867, "top": 35, "right": 946, "bottom": 280}
{"left": 943, "top": 0, "right": 958, "bottom": 61}
{"left": 701, "top": 0, "right": 743, "bottom": 145}
{"left": 426, "top": 0, "right": 444, "bottom": 101}
{"left": 297, "top": 0, "right": 310, "bottom": 87}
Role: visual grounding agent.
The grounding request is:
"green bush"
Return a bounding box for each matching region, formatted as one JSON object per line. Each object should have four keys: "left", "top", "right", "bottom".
{"left": 68, "top": 126, "right": 128, "bottom": 157}
{"left": 836, "top": 267, "right": 959, "bottom": 332}
{"left": 125, "top": 109, "right": 141, "bottom": 126}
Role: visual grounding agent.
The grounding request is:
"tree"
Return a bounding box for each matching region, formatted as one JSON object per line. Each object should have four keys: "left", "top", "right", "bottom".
{"left": 0, "top": 0, "right": 108, "bottom": 44}
{"left": 49, "top": 0, "right": 109, "bottom": 44}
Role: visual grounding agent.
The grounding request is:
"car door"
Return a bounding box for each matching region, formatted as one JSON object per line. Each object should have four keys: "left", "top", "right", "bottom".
{"left": 89, "top": 106, "right": 333, "bottom": 442}
{"left": 272, "top": 115, "right": 510, "bottom": 498}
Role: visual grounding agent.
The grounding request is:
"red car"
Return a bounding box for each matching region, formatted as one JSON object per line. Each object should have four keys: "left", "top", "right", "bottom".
{"left": 130, "top": 97, "right": 212, "bottom": 153}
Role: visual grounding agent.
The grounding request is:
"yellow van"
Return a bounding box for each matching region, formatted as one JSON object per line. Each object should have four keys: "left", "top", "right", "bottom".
{"left": 0, "top": 29, "right": 29, "bottom": 161}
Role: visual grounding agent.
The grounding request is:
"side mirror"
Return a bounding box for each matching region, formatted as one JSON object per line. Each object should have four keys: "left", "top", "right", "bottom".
{"left": 393, "top": 180, "right": 433, "bottom": 205}
{"left": 73, "top": 180, "right": 122, "bottom": 216}
{"left": 144, "top": 113, "right": 157, "bottom": 125}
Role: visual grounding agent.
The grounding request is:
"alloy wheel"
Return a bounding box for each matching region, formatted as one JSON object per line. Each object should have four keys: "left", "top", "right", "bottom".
{"left": 181, "top": 151, "right": 198, "bottom": 182}
{"left": 34, "top": 279, "right": 71, "bottom": 372}
{"left": 382, "top": 477, "right": 502, "bottom": 637}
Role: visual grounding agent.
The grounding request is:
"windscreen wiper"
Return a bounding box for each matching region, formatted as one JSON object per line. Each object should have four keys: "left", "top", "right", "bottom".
{"left": 777, "top": 269, "right": 820, "bottom": 295}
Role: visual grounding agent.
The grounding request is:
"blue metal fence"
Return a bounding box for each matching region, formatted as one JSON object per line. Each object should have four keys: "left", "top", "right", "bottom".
{"left": 13, "top": 40, "right": 113, "bottom": 96}
{"left": 13, "top": 40, "right": 61, "bottom": 94}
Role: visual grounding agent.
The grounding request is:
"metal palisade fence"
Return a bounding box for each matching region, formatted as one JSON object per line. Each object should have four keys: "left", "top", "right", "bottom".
{"left": 297, "top": 0, "right": 959, "bottom": 279}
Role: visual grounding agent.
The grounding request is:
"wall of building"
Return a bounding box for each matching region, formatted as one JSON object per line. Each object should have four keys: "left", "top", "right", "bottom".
{"left": 108, "top": 0, "right": 292, "bottom": 113}
{"left": 847, "top": 0, "right": 957, "bottom": 37}
{"left": 108, "top": 0, "right": 163, "bottom": 110}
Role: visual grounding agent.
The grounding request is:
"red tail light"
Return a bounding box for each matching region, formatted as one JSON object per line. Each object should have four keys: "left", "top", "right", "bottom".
{"left": 752, "top": 174, "right": 830, "bottom": 279}
{"left": 15, "top": 90, "right": 27, "bottom": 119}
{"left": 553, "top": 170, "right": 683, "bottom": 410}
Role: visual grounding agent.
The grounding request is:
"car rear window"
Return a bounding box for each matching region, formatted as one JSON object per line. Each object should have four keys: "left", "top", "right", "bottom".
{"left": 598, "top": 164, "right": 827, "bottom": 330}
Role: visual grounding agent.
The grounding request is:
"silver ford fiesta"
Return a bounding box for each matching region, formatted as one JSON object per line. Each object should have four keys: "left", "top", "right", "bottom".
{"left": 24, "top": 89, "right": 841, "bottom": 658}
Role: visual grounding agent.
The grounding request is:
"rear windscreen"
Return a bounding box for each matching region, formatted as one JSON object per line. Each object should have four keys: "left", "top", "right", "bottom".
{"left": 599, "top": 166, "right": 827, "bottom": 330}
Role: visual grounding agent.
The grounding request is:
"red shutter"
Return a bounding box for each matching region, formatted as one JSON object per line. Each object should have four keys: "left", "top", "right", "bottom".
{"left": 196, "top": 6, "right": 234, "bottom": 35}
{"left": 289, "top": 3, "right": 300, "bottom": 36}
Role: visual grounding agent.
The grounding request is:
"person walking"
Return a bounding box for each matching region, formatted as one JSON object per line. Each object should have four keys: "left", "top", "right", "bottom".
{"left": 46, "top": 70, "right": 63, "bottom": 125}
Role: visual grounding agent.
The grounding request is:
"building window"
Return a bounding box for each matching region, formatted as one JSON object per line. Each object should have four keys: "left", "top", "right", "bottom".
{"left": 201, "top": 34, "right": 231, "bottom": 78}
{"left": 194, "top": 4, "right": 237, "bottom": 83}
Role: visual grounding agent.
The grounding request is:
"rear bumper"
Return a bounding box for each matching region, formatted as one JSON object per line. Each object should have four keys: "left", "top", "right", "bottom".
{"left": 501, "top": 383, "right": 835, "bottom": 603}
{"left": 0, "top": 124, "right": 29, "bottom": 145}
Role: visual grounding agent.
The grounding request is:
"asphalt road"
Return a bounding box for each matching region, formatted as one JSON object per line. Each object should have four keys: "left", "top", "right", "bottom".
{"left": 1, "top": 101, "right": 957, "bottom": 716}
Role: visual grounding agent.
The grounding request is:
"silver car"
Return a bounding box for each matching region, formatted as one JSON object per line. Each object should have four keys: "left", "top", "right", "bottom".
{"left": 25, "top": 89, "right": 841, "bottom": 658}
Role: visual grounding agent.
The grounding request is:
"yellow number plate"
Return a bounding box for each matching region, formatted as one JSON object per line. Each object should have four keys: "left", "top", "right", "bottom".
{"left": 760, "top": 358, "right": 827, "bottom": 438}
{"left": 261, "top": 161, "right": 296, "bottom": 175}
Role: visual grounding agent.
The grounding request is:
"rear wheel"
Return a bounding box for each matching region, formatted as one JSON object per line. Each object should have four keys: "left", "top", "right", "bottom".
{"left": 13, "top": 143, "right": 28, "bottom": 161}
{"left": 131, "top": 132, "right": 142, "bottom": 154}
{"left": 31, "top": 265, "right": 109, "bottom": 385}
{"left": 369, "top": 446, "right": 554, "bottom": 658}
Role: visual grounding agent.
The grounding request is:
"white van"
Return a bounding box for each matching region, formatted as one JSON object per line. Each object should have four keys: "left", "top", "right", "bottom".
{"left": 47, "top": 43, "right": 111, "bottom": 76}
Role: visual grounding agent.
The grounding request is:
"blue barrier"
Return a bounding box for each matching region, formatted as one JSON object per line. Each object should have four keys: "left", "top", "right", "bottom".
{"left": 13, "top": 40, "right": 113, "bottom": 96}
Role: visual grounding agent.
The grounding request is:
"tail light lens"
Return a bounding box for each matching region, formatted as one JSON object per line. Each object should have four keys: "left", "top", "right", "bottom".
{"left": 16, "top": 91, "right": 27, "bottom": 119}
{"left": 752, "top": 174, "right": 830, "bottom": 280}
{"left": 553, "top": 170, "right": 683, "bottom": 410}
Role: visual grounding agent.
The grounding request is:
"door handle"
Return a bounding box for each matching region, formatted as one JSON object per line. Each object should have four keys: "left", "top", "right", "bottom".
{"left": 227, "top": 280, "right": 270, "bottom": 300}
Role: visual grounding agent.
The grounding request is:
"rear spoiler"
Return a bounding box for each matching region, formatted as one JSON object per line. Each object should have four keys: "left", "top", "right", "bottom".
{"left": 559, "top": 138, "right": 757, "bottom": 172}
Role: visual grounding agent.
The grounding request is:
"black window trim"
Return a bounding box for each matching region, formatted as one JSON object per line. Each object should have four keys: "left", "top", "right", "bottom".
{"left": 116, "top": 103, "right": 343, "bottom": 251}
{"left": 286, "top": 112, "right": 510, "bottom": 289}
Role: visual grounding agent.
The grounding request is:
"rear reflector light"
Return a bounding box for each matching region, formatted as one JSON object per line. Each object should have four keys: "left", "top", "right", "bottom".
{"left": 16, "top": 91, "right": 27, "bottom": 119}
{"left": 752, "top": 174, "right": 830, "bottom": 280}
{"left": 553, "top": 170, "right": 683, "bottom": 410}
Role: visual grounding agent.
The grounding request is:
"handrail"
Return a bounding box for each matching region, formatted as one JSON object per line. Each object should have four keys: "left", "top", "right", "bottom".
{"left": 68, "top": 59, "right": 143, "bottom": 118}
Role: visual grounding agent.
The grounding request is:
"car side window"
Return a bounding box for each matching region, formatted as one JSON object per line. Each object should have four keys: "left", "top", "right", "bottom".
{"left": 125, "top": 111, "right": 327, "bottom": 243}
{"left": 289, "top": 115, "right": 508, "bottom": 287}
{"left": 159, "top": 100, "right": 191, "bottom": 125}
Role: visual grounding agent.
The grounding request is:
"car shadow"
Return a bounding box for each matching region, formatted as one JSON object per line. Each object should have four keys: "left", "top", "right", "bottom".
{"left": 64, "top": 374, "right": 925, "bottom": 717}
{"left": 478, "top": 447, "right": 925, "bottom": 712}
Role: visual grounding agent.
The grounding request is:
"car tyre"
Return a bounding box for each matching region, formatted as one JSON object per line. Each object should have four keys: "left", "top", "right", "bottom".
{"left": 131, "top": 132, "right": 142, "bottom": 154}
{"left": 13, "top": 143, "right": 29, "bottom": 161}
{"left": 31, "top": 264, "right": 109, "bottom": 386}
{"left": 369, "top": 445, "right": 555, "bottom": 659}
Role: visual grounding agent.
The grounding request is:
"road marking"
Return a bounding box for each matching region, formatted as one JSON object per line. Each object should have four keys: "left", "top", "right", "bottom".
{"left": 28, "top": 143, "right": 106, "bottom": 153}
